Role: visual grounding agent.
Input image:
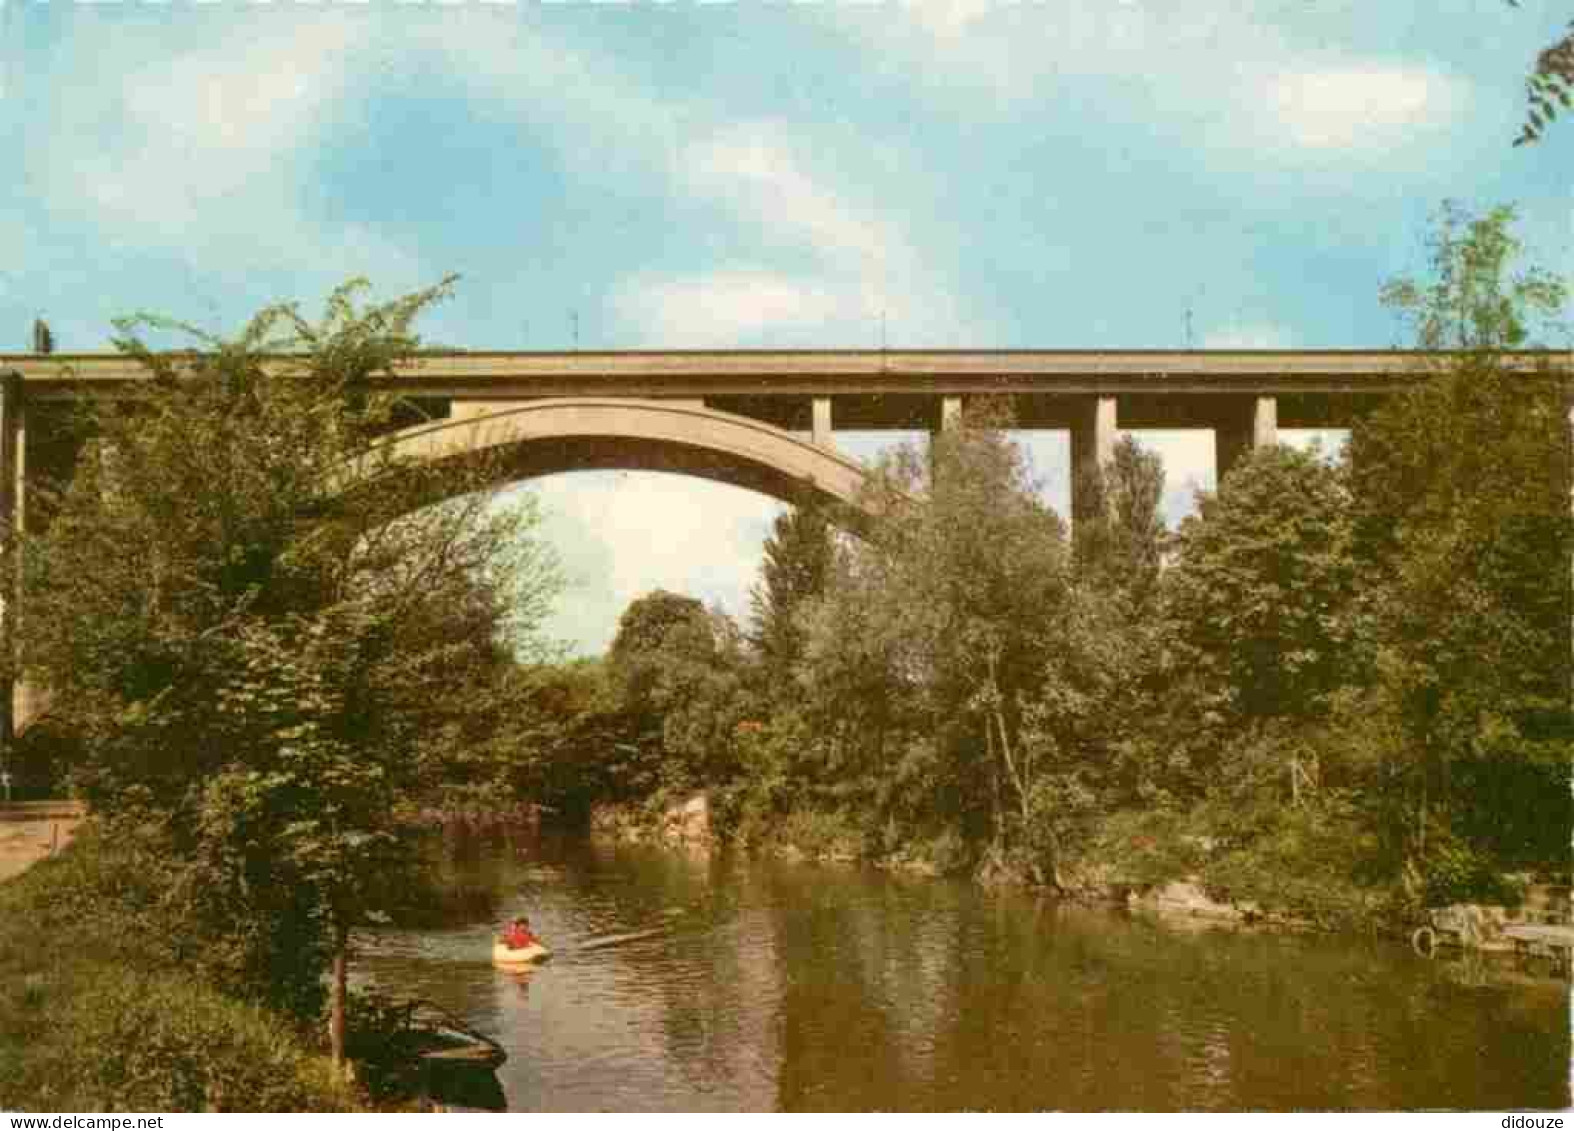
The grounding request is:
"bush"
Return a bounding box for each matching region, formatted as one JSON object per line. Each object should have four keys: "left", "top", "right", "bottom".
{"left": 9, "top": 811, "right": 329, "bottom": 1020}
{"left": 1079, "top": 808, "right": 1201, "bottom": 889}
{"left": 1197, "top": 799, "right": 1388, "bottom": 930}
{"left": 1, "top": 965, "right": 356, "bottom": 1112}
{"left": 0, "top": 828, "right": 366, "bottom": 1112}
{"left": 773, "top": 807, "right": 864, "bottom": 861}
{"left": 1413, "top": 829, "right": 1528, "bottom": 910}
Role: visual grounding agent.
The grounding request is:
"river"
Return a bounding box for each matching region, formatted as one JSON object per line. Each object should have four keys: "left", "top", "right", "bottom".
{"left": 358, "top": 827, "right": 1570, "bottom": 1111}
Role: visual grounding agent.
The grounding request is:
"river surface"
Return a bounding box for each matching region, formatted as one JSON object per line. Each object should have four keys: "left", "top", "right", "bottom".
{"left": 358, "top": 828, "right": 1571, "bottom": 1111}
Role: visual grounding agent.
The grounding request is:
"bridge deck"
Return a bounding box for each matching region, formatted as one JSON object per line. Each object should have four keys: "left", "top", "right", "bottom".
{"left": 3, "top": 348, "right": 1565, "bottom": 400}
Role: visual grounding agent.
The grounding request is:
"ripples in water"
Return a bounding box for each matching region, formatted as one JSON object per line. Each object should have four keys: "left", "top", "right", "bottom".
{"left": 357, "top": 833, "right": 1571, "bottom": 1112}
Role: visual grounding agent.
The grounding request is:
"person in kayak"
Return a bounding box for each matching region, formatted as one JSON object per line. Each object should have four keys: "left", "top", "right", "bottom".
{"left": 500, "top": 916, "right": 539, "bottom": 951}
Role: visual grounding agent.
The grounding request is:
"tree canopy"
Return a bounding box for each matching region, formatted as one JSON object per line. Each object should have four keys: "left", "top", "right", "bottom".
{"left": 1508, "top": 1, "right": 1574, "bottom": 144}
{"left": 21, "top": 279, "right": 559, "bottom": 1062}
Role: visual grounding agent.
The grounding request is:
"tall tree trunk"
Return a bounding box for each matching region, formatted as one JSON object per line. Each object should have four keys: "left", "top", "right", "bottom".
{"left": 1418, "top": 767, "right": 1429, "bottom": 859}
{"left": 330, "top": 920, "right": 348, "bottom": 1074}
{"left": 987, "top": 725, "right": 1003, "bottom": 852}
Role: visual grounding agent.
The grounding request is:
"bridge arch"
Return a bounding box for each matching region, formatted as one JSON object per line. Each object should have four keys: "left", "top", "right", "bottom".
{"left": 376, "top": 397, "right": 871, "bottom": 510}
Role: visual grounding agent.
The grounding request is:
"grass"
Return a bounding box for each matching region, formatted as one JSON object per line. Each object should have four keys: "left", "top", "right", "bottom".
{"left": 0, "top": 826, "right": 364, "bottom": 1112}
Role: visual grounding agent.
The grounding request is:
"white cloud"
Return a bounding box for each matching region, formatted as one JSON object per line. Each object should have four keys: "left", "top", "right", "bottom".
{"left": 526, "top": 472, "right": 783, "bottom": 655}
{"left": 429, "top": 12, "right": 682, "bottom": 164}
{"left": 427, "top": 20, "right": 984, "bottom": 347}
{"left": 1265, "top": 66, "right": 1462, "bottom": 151}
{"left": 619, "top": 122, "right": 989, "bottom": 346}
{"left": 33, "top": 14, "right": 425, "bottom": 283}
{"left": 47, "top": 18, "right": 354, "bottom": 232}
{"left": 830, "top": 4, "right": 1286, "bottom": 104}
{"left": 1201, "top": 322, "right": 1295, "bottom": 349}
{"left": 1124, "top": 429, "right": 1213, "bottom": 527}
{"left": 613, "top": 263, "right": 983, "bottom": 347}
{"left": 613, "top": 270, "right": 844, "bottom": 346}
{"left": 662, "top": 125, "right": 985, "bottom": 344}
{"left": 901, "top": 0, "right": 999, "bottom": 45}
{"left": 832, "top": 6, "right": 1469, "bottom": 162}
{"left": 686, "top": 128, "right": 901, "bottom": 267}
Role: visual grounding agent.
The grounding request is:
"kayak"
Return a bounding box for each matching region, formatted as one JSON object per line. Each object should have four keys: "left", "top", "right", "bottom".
{"left": 492, "top": 940, "right": 551, "bottom": 966}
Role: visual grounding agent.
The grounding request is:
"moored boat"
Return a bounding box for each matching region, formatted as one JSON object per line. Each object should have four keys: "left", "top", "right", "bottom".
{"left": 397, "top": 1000, "right": 508, "bottom": 1071}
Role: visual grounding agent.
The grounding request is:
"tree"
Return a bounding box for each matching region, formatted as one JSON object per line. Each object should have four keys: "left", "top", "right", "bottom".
{"left": 798, "top": 413, "right": 1074, "bottom": 876}
{"left": 1378, "top": 202, "right": 1565, "bottom": 350}
{"left": 605, "top": 590, "right": 752, "bottom": 793}
{"left": 1167, "top": 445, "right": 1365, "bottom": 726}
{"left": 609, "top": 589, "right": 708, "bottom": 669}
{"left": 749, "top": 504, "right": 834, "bottom": 689}
{"left": 22, "top": 280, "right": 556, "bottom": 1065}
{"left": 1353, "top": 201, "right": 1573, "bottom": 880}
{"left": 607, "top": 589, "right": 708, "bottom": 712}
{"left": 1507, "top": 2, "right": 1574, "bottom": 145}
{"left": 646, "top": 607, "right": 754, "bottom": 788}
{"left": 1074, "top": 434, "right": 1167, "bottom": 611}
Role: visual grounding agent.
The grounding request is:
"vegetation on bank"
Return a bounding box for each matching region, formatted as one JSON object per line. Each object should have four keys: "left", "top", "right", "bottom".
{"left": 4, "top": 280, "right": 560, "bottom": 1108}
{"left": 0, "top": 823, "right": 361, "bottom": 1111}
{"left": 514, "top": 204, "right": 1572, "bottom": 930}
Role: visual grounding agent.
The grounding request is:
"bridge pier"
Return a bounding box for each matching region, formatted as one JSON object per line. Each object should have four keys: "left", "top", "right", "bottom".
{"left": 1070, "top": 395, "right": 1117, "bottom": 526}
{"left": 812, "top": 396, "right": 833, "bottom": 447}
{"left": 940, "top": 396, "right": 963, "bottom": 432}
{"left": 0, "top": 373, "right": 21, "bottom": 750}
{"left": 1215, "top": 394, "right": 1277, "bottom": 484}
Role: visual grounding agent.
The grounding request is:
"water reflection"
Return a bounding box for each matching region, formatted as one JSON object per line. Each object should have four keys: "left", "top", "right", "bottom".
{"left": 357, "top": 830, "right": 1570, "bottom": 1112}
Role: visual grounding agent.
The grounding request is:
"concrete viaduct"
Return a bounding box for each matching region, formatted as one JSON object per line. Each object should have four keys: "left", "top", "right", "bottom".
{"left": 0, "top": 346, "right": 1554, "bottom": 737}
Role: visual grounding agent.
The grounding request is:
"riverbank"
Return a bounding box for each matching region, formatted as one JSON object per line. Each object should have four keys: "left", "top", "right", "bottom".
{"left": 586, "top": 794, "right": 1571, "bottom": 976}
{"left": 0, "top": 823, "right": 365, "bottom": 1111}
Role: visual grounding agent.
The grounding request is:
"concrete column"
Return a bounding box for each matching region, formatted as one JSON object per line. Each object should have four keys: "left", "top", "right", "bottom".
{"left": 1252, "top": 394, "right": 1278, "bottom": 449}
{"left": 1567, "top": 385, "right": 1574, "bottom": 747}
{"left": 8, "top": 394, "right": 40, "bottom": 733}
{"left": 1215, "top": 394, "right": 1277, "bottom": 485}
{"left": 939, "top": 395, "right": 963, "bottom": 432}
{"left": 0, "top": 374, "right": 20, "bottom": 753}
{"left": 812, "top": 396, "right": 833, "bottom": 447}
{"left": 1070, "top": 395, "right": 1117, "bottom": 525}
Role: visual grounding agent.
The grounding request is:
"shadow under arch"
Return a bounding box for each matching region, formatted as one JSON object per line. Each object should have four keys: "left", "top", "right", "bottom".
{"left": 371, "top": 397, "right": 874, "bottom": 515}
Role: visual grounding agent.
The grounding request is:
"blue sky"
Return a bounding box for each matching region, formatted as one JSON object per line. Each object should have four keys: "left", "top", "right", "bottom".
{"left": 3, "top": 1, "right": 1571, "bottom": 652}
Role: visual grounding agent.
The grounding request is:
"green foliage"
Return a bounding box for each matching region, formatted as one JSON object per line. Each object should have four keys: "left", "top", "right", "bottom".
{"left": 1378, "top": 202, "right": 1566, "bottom": 349}
{"left": 749, "top": 504, "right": 834, "bottom": 690}
{"left": 339, "top": 990, "right": 438, "bottom": 1103}
{"left": 1506, "top": 2, "right": 1574, "bottom": 145}
{"left": 1, "top": 967, "right": 356, "bottom": 1112}
{"left": 1075, "top": 809, "right": 1201, "bottom": 891}
{"left": 647, "top": 609, "right": 755, "bottom": 786}
{"left": 769, "top": 806, "right": 865, "bottom": 862}
{"left": 0, "top": 828, "right": 361, "bottom": 1112}
{"left": 580, "top": 202, "right": 1567, "bottom": 930}
{"left": 1075, "top": 434, "right": 1167, "bottom": 609}
{"left": 799, "top": 413, "right": 1074, "bottom": 869}
{"left": 1355, "top": 202, "right": 1573, "bottom": 879}
{"left": 606, "top": 590, "right": 756, "bottom": 793}
{"left": 20, "top": 280, "right": 558, "bottom": 1041}
{"left": 1169, "top": 445, "right": 1366, "bottom": 723}
{"left": 609, "top": 589, "right": 708, "bottom": 672}
{"left": 459, "top": 659, "right": 636, "bottom": 818}
{"left": 1198, "top": 799, "right": 1387, "bottom": 931}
